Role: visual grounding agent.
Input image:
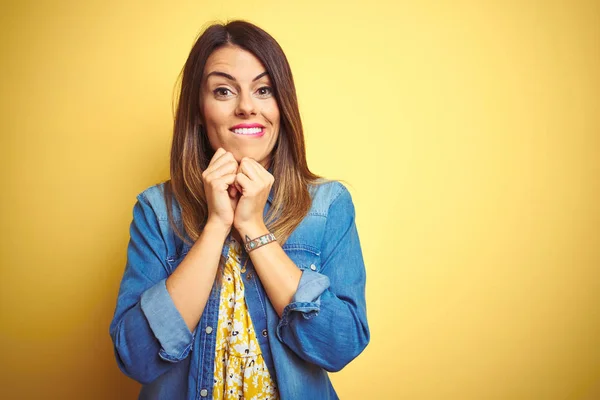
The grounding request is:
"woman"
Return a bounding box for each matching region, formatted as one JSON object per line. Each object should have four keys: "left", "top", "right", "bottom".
{"left": 109, "top": 20, "right": 369, "bottom": 400}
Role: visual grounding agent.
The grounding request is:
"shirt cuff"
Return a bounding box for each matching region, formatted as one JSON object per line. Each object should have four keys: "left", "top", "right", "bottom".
{"left": 278, "top": 269, "right": 330, "bottom": 332}
{"left": 140, "top": 278, "right": 194, "bottom": 362}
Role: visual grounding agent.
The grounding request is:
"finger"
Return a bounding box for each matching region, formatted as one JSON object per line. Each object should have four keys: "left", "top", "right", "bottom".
{"left": 239, "top": 158, "right": 263, "bottom": 183}
{"left": 203, "top": 156, "right": 237, "bottom": 183}
{"left": 213, "top": 173, "right": 237, "bottom": 192}
{"left": 248, "top": 158, "right": 274, "bottom": 183}
{"left": 233, "top": 164, "right": 244, "bottom": 192}
{"left": 248, "top": 157, "right": 265, "bottom": 170}
{"left": 204, "top": 159, "right": 238, "bottom": 182}
{"left": 241, "top": 158, "right": 274, "bottom": 190}
{"left": 234, "top": 180, "right": 243, "bottom": 193}
{"left": 206, "top": 151, "right": 237, "bottom": 174}
{"left": 235, "top": 172, "right": 254, "bottom": 193}
{"left": 208, "top": 147, "right": 227, "bottom": 165}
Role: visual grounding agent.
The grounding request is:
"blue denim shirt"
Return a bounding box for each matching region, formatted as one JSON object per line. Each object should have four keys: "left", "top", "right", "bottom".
{"left": 109, "top": 180, "right": 369, "bottom": 399}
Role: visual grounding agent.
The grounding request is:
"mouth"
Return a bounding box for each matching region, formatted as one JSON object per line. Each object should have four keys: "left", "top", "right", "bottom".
{"left": 229, "top": 127, "right": 266, "bottom": 137}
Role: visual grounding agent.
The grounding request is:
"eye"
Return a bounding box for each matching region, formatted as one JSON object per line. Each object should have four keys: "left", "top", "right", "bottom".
{"left": 257, "top": 86, "right": 273, "bottom": 97}
{"left": 213, "top": 87, "right": 234, "bottom": 98}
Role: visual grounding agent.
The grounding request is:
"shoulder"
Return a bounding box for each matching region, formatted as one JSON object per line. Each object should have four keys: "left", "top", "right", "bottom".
{"left": 135, "top": 180, "right": 178, "bottom": 222}
{"left": 308, "top": 179, "right": 355, "bottom": 218}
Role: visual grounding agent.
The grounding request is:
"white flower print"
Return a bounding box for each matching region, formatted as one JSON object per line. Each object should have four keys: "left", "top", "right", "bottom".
{"left": 211, "top": 237, "right": 279, "bottom": 399}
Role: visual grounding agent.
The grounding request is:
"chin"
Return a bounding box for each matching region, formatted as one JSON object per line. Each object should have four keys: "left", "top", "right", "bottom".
{"left": 210, "top": 142, "right": 271, "bottom": 166}
{"left": 245, "top": 154, "right": 265, "bottom": 164}
{"left": 232, "top": 149, "right": 263, "bottom": 162}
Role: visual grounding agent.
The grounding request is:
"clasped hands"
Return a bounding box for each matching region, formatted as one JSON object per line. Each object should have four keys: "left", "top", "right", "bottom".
{"left": 202, "top": 147, "right": 274, "bottom": 235}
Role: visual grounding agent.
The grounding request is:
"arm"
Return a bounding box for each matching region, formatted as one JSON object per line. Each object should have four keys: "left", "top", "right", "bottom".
{"left": 108, "top": 193, "right": 226, "bottom": 384}
{"left": 236, "top": 225, "right": 302, "bottom": 317}
{"left": 232, "top": 159, "right": 369, "bottom": 371}
{"left": 166, "top": 220, "right": 229, "bottom": 332}
{"left": 274, "top": 186, "right": 370, "bottom": 372}
{"left": 110, "top": 149, "right": 238, "bottom": 384}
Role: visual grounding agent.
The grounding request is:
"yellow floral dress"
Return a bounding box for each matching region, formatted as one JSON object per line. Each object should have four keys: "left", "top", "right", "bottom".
{"left": 212, "top": 237, "right": 279, "bottom": 399}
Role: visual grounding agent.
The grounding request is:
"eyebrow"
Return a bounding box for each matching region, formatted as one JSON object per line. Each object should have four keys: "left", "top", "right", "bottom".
{"left": 206, "top": 71, "right": 269, "bottom": 82}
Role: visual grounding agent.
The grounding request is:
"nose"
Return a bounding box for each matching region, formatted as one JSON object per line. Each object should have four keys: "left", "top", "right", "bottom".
{"left": 235, "top": 90, "right": 257, "bottom": 117}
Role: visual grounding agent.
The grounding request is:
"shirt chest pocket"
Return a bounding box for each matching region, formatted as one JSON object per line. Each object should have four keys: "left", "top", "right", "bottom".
{"left": 283, "top": 244, "right": 322, "bottom": 273}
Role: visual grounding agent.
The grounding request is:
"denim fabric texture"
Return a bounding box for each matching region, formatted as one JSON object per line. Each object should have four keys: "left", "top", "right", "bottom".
{"left": 109, "top": 180, "right": 370, "bottom": 399}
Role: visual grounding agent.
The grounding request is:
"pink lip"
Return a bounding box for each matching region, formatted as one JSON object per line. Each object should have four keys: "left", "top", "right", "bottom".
{"left": 230, "top": 123, "right": 265, "bottom": 129}
{"left": 230, "top": 123, "right": 266, "bottom": 138}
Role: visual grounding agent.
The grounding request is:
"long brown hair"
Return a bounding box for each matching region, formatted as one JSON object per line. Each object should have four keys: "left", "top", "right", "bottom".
{"left": 165, "top": 20, "right": 324, "bottom": 247}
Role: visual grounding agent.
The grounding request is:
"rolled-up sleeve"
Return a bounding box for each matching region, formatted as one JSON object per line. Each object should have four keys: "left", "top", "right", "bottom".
{"left": 276, "top": 185, "right": 370, "bottom": 372}
{"left": 140, "top": 278, "right": 194, "bottom": 362}
{"left": 109, "top": 193, "right": 194, "bottom": 385}
{"left": 278, "top": 270, "right": 330, "bottom": 324}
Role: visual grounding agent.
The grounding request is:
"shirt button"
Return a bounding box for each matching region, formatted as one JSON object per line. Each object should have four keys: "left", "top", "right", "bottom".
{"left": 200, "top": 388, "right": 208, "bottom": 397}
{"left": 262, "top": 329, "right": 268, "bottom": 337}
{"left": 205, "top": 326, "right": 213, "bottom": 334}
{"left": 310, "top": 264, "right": 317, "bottom": 271}
{"left": 246, "top": 271, "right": 253, "bottom": 280}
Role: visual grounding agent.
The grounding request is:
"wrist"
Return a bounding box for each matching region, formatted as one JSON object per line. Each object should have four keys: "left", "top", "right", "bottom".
{"left": 204, "top": 218, "right": 232, "bottom": 239}
{"left": 235, "top": 222, "right": 269, "bottom": 242}
{"left": 243, "top": 232, "right": 277, "bottom": 253}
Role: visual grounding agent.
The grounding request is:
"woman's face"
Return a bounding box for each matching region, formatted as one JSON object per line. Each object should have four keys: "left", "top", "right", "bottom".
{"left": 201, "top": 45, "right": 280, "bottom": 169}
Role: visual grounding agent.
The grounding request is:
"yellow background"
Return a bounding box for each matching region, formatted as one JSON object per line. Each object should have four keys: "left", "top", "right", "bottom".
{"left": 1, "top": 0, "right": 599, "bottom": 398}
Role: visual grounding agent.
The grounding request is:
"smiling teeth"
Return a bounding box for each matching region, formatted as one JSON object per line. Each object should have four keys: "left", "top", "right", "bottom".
{"left": 234, "top": 127, "right": 262, "bottom": 135}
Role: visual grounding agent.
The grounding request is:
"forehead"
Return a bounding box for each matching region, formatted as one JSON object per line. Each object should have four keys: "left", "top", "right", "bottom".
{"left": 204, "top": 45, "right": 267, "bottom": 80}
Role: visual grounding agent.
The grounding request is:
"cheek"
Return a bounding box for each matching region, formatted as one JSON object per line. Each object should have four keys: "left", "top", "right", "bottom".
{"left": 206, "top": 132, "right": 220, "bottom": 152}
{"left": 203, "top": 101, "right": 218, "bottom": 125}
{"left": 202, "top": 115, "right": 222, "bottom": 150}
{"left": 266, "top": 102, "right": 281, "bottom": 127}
{"left": 204, "top": 104, "right": 230, "bottom": 136}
